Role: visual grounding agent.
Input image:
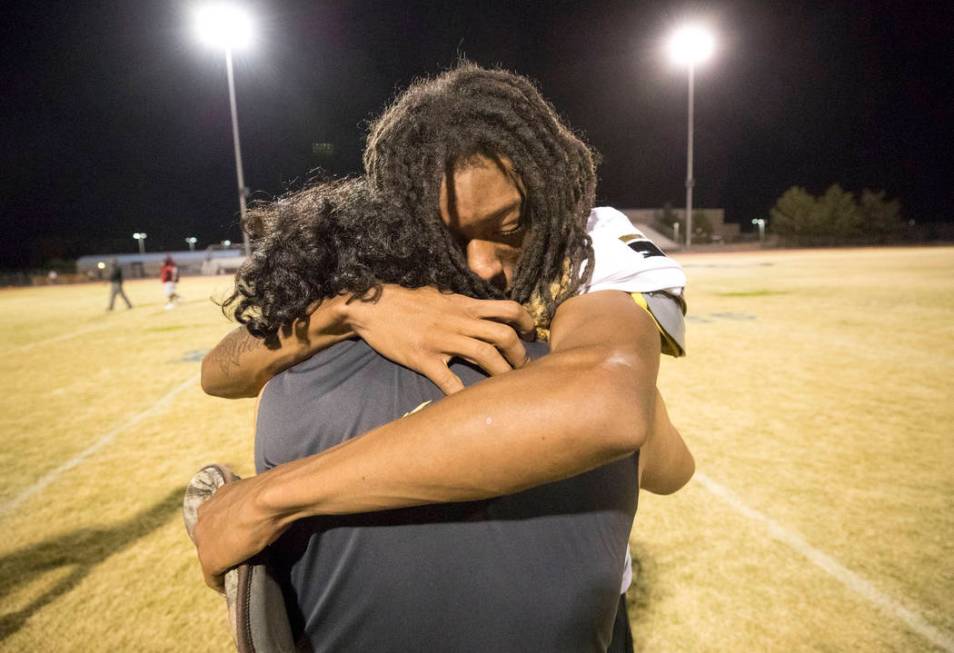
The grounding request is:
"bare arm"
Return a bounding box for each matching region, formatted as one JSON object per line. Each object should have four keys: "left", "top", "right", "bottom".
{"left": 262, "top": 291, "right": 657, "bottom": 514}
{"left": 201, "top": 296, "right": 353, "bottom": 398}
{"left": 639, "top": 390, "right": 695, "bottom": 495}
{"left": 194, "top": 290, "right": 660, "bottom": 588}
{"left": 201, "top": 286, "right": 537, "bottom": 398}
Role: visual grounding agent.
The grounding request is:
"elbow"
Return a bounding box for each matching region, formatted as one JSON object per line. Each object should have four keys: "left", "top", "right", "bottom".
{"left": 618, "top": 404, "right": 652, "bottom": 454}
{"left": 681, "top": 453, "right": 696, "bottom": 491}
{"left": 199, "top": 357, "right": 221, "bottom": 397}
{"left": 651, "top": 452, "right": 695, "bottom": 496}
{"left": 200, "top": 356, "right": 236, "bottom": 398}
{"left": 579, "top": 346, "right": 654, "bottom": 454}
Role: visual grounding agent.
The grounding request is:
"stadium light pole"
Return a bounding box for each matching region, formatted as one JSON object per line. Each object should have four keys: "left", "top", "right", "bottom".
{"left": 185, "top": 236, "right": 198, "bottom": 251}
{"left": 133, "top": 232, "right": 147, "bottom": 255}
{"left": 668, "top": 24, "right": 715, "bottom": 248}
{"left": 195, "top": 3, "right": 254, "bottom": 257}
{"left": 752, "top": 218, "right": 766, "bottom": 246}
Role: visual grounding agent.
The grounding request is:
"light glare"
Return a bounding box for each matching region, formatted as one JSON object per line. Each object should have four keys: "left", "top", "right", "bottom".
{"left": 668, "top": 25, "right": 715, "bottom": 66}
{"left": 195, "top": 4, "right": 253, "bottom": 50}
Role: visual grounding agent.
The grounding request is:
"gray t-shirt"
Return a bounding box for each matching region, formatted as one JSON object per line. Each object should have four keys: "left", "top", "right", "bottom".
{"left": 256, "top": 339, "right": 638, "bottom": 652}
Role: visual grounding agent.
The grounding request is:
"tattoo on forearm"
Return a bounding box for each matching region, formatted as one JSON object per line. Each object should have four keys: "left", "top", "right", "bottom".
{"left": 210, "top": 329, "right": 260, "bottom": 378}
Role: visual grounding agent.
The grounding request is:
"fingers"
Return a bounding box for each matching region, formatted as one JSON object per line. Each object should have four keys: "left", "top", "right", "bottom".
{"left": 194, "top": 487, "right": 235, "bottom": 594}
{"left": 418, "top": 329, "right": 518, "bottom": 394}
{"left": 445, "top": 334, "right": 513, "bottom": 377}
{"left": 204, "top": 569, "right": 226, "bottom": 594}
{"left": 457, "top": 319, "right": 528, "bottom": 370}
{"left": 466, "top": 299, "right": 536, "bottom": 339}
{"left": 419, "top": 359, "right": 465, "bottom": 395}
{"left": 349, "top": 287, "right": 537, "bottom": 393}
{"left": 195, "top": 531, "right": 227, "bottom": 593}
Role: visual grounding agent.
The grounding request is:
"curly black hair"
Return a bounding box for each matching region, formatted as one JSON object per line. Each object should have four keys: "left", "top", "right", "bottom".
{"left": 224, "top": 178, "right": 485, "bottom": 344}
{"left": 364, "top": 62, "right": 599, "bottom": 328}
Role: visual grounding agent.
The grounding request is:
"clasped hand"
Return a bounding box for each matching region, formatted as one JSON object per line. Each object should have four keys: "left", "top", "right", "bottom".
{"left": 342, "top": 285, "right": 536, "bottom": 394}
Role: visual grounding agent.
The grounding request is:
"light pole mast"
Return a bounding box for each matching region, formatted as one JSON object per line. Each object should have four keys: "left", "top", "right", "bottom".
{"left": 668, "top": 23, "right": 715, "bottom": 249}
{"left": 195, "top": 3, "right": 254, "bottom": 257}
{"left": 752, "top": 218, "right": 766, "bottom": 246}
{"left": 224, "top": 48, "right": 250, "bottom": 256}
{"left": 685, "top": 63, "right": 695, "bottom": 248}
{"left": 133, "top": 232, "right": 147, "bottom": 255}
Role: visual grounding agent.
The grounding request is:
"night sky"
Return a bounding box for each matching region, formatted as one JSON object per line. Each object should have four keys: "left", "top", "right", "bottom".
{"left": 2, "top": 0, "right": 952, "bottom": 269}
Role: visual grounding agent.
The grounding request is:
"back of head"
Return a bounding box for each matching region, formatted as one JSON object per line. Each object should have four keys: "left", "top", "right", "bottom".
{"left": 225, "top": 178, "right": 486, "bottom": 344}
{"left": 364, "top": 62, "right": 597, "bottom": 327}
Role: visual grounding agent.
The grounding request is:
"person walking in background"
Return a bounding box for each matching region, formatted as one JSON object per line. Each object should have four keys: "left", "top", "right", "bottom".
{"left": 106, "top": 259, "right": 132, "bottom": 310}
{"left": 160, "top": 255, "right": 180, "bottom": 309}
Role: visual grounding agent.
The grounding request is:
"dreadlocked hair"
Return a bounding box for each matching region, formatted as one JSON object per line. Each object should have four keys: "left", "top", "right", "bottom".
{"left": 363, "top": 62, "right": 598, "bottom": 331}
{"left": 222, "top": 178, "right": 484, "bottom": 345}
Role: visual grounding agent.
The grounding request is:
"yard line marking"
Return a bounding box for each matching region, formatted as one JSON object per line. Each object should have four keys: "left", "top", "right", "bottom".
{"left": 695, "top": 471, "right": 954, "bottom": 652}
{"left": 0, "top": 374, "right": 199, "bottom": 518}
{"left": 7, "top": 323, "right": 113, "bottom": 355}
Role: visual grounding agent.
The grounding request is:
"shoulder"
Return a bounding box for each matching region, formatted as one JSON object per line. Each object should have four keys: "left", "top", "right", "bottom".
{"left": 582, "top": 207, "right": 686, "bottom": 295}
{"left": 585, "top": 206, "right": 641, "bottom": 239}
{"left": 257, "top": 340, "right": 434, "bottom": 467}
{"left": 263, "top": 340, "right": 376, "bottom": 403}
{"left": 263, "top": 339, "right": 451, "bottom": 414}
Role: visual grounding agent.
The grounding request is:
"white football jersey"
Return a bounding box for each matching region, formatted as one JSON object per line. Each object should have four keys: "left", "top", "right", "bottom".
{"left": 583, "top": 207, "right": 686, "bottom": 296}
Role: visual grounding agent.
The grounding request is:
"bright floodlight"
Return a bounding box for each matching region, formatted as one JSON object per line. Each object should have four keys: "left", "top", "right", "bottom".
{"left": 668, "top": 24, "right": 715, "bottom": 66}
{"left": 195, "top": 4, "right": 253, "bottom": 50}
{"left": 132, "top": 232, "right": 147, "bottom": 254}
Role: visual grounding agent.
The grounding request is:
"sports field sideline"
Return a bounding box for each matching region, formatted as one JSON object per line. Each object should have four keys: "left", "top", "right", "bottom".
{"left": 0, "top": 246, "right": 951, "bottom": 652}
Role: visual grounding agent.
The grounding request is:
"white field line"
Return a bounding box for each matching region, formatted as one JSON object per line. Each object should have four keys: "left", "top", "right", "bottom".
{"left": 0, "top": 374, "right": 199, "bottom": 518}
{"left": 694, "top": 471, "right": 954, "bottom": 652}
{"left": 7, "top": 323, "right": 113, "bottom": 355}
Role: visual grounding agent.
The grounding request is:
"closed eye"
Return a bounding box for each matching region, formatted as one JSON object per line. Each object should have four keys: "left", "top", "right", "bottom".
{"left": 498, "top": 202, "right": 526, "bottom": 239}
{"left": 500, "top": 222, "right": 524, "bottom": 236}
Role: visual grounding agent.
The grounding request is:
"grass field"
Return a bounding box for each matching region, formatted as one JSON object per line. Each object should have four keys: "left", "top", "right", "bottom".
{"left": 1, "top": 246, "right": 952, "bottom": 652}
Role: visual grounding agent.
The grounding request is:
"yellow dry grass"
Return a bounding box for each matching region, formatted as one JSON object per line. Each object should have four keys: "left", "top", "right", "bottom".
{"left": 0, "top": 247, "right": 951, "bottom": 652}
{"left": 632, "top": 246, "right": 954, "bottom": 652}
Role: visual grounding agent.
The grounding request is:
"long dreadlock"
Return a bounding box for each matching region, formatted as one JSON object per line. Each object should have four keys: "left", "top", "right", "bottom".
{"left": 364, "top": 62, "right": 598, "bottom": 329}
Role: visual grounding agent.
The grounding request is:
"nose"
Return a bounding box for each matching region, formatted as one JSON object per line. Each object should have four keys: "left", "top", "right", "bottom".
{"left": 466, "top": 239, "right": 507, "bottom": 289}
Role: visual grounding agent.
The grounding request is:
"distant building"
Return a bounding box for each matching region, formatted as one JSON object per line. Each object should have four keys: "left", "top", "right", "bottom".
{"left": 76, "top": 247, "right": 246, "bottom": 280}
{"left": 621, "top": 208, "right": 740, "bottom": 243}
